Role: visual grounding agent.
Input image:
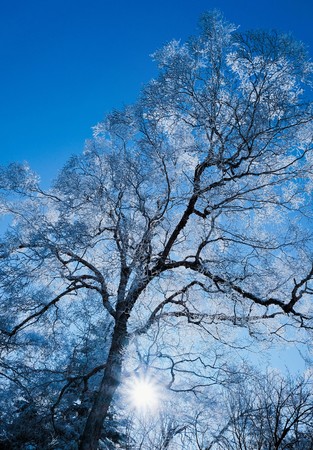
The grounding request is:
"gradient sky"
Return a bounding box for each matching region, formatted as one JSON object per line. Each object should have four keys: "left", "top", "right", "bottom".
{"left": 0, "top": 0, "right": 313, "bottom": 184}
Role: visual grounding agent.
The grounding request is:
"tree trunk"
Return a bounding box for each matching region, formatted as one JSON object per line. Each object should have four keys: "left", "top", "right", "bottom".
{"left": 79, "top": 316, "right": 128, "bottom": 450}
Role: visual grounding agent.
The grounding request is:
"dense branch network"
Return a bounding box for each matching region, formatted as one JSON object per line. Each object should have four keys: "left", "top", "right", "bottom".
{"left": 0, "top": 11, "right": 313, "bottom": 450}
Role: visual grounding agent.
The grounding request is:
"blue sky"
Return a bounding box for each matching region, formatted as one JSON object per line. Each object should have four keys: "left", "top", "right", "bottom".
{"left": 0, "top": 0, "right": 313, "bottom": 184}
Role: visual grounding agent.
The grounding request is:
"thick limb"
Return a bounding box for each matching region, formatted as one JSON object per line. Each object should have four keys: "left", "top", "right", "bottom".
{"left": 79, "top": 315, "right": 128, "bottom": 450}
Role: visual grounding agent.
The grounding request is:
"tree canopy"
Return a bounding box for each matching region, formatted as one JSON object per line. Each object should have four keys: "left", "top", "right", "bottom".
{"left": 1, "top": 11, "right": 313, "bottom": 450}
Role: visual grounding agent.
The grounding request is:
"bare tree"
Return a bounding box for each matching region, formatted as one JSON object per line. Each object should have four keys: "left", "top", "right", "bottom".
{"left": 205, "top": 372, "right": 313, "bottom": 450}
{"left": 0, "top": 11, "right": 313, "bottom": 449}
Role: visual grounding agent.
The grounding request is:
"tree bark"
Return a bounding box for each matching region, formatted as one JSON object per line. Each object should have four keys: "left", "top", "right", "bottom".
{"left": 79, "top": 316, "right": 128, "bottom": 450}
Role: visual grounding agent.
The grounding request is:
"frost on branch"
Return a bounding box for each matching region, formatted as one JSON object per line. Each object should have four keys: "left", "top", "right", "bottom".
{"left": 0, "top": 11, "right": 313, "bottom": 450}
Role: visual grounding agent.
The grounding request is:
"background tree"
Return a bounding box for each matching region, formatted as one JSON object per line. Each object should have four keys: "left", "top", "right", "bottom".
{"left": 203, "top": 371, "right": 313, "bottom": 450}
{"left": 0, "top": 11, "right": 313, "bottom": 449}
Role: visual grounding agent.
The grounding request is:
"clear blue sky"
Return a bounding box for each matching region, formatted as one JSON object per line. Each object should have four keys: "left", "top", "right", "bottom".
{"left": 0, "top": 0, "right": 313, "bottom": 184}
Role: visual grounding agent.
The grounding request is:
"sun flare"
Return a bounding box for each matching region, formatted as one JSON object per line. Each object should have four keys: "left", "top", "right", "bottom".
{"left": 124, "top": 374, "right": 161, "bottom": 412}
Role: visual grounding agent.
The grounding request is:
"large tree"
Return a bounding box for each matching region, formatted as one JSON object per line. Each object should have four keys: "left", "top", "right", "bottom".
{"left": 1, "top": 11, "right": 313, "bottom": 449}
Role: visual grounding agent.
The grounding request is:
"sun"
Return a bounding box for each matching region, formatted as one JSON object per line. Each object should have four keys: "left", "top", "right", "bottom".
{"left": 123, "top": 373, "right": 161, "bottom": 413}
